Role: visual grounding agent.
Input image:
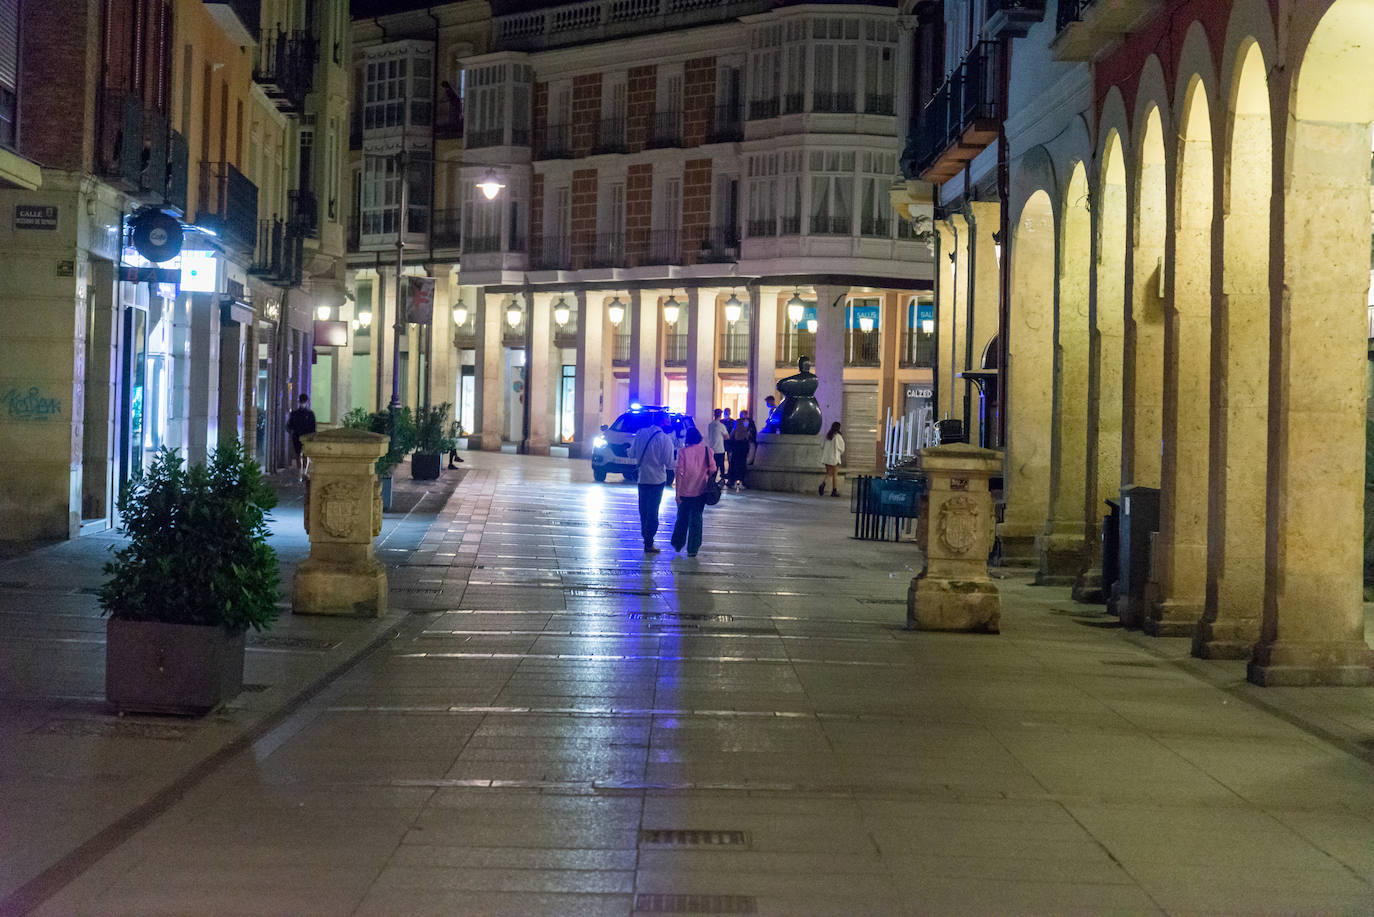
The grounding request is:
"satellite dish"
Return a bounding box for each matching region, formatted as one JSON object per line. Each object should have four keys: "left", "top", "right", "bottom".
{"left": 131, "top": 210, "right": 183, "bottom": 263}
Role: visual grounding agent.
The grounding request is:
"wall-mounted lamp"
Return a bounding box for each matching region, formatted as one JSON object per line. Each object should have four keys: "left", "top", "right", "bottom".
{"left": 806, "top": 318, "right": 818, "bottom": 334}
{"left": 723, "top": 291, "right": 743, "bottom": 324}
{"left": 992, "top": 230, "right": 1004, "bottom": 265}
{"left": 316, "top": 305, "right": 331, "bottom": 321}
{"left": 607, "top": 295, "right": 625, "bottom": 326}
{"left": 786, "top": 289, "right": 806, "bottom": 325}
{"left": 662, "top": 294, "right": 680, "bottom": 325}
{"left": 858, "top": 315, "right": 875, "bottom": 334}
{"left": 553, "top": 296, "right": 571, "bottom": 327}
{"left": 505, "top": 298, "right": 523, "bottom": 328}
{"left": 921, "top": 317, "right": 935, "bottom": 334}
{"left": 358, "top": 310, "right": 372, "bottom": 328}
{"left": 476, "top": 169, "right": 506, "bottom": 201}
{"left": 452, "top": 304, "right": 468, "bottom": 326}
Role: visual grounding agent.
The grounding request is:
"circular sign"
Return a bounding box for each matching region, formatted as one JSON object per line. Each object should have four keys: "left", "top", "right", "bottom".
{"left": 132, "top": 211, "right": 183, "bottom": 263}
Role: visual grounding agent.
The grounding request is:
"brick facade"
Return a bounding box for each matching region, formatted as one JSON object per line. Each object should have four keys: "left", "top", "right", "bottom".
{"left": 626, "top": 65, "right": 655, "bottom": 154}
{"left": 571, "top": 74, "right": 601, "bottom": 158}
{"left": 532, "top": 80, "right": 548, "bottom": 135}
{"left": 530, "top": 172, "right": 545, "bottom": 257}
{"left": 570, "top": 168, "right": 598, "bottom": 268}
{"left": 625, "top": 163, "right": 653, "bottom": 266}
{"left": 681, "top": 159, "right": 713, "bottom": 266}
{"left": 21, "top": 0, "right": 99, "bottom": 171}
{"left": 683, "top": 57, "right": 716, "bottom": 149}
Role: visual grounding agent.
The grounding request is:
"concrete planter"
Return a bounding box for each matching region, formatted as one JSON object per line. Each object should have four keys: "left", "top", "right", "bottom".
{"left": 105, "top": 618, "right": 245, "bottom": 716}
{"left": 411, "top": 452, "right": 442, "bottom": 480}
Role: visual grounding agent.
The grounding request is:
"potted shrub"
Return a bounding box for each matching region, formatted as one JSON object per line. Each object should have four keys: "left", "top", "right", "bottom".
{"left": 343, "top": 406, "right": 413, "bottom": 509}
{"left": 411, "top": 402, "right": 455, "bottom": 481}
{"left": 99, "top": 440, "right": 279, "bottom": 716}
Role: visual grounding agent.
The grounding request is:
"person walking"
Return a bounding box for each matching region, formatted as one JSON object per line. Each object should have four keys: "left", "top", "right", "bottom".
{"left": 286, "top": 393, "right": 317, "bottom": 481}
{"left": 631, "top": 415, "right": 676, "bottom": 553}
{"left": 671, "top": 428, "right": 716, "bottom": 557}
{"left": 820, "top": 421, "right": 844, "bottom": 497}
{"left": 726, "top": 410, "right": 756, "bottom": 491}
{"left": 707, "top": 409, "right": 727, "bottom": 481}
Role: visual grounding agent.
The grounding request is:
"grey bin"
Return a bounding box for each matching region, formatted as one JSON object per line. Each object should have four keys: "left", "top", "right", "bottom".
{"left": 1114, "top": 485, "right": 1160, "bottom": 624}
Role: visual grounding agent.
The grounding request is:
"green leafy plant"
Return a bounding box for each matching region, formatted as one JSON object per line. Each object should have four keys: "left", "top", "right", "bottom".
{"left": 342, "top": 406, "right": 415, "bottom": 476}
{"left": 414, "top": 402, "right": 455, "bottom": 454}
{"left": 99, "top": 440, "right": 280, "bottom": 633}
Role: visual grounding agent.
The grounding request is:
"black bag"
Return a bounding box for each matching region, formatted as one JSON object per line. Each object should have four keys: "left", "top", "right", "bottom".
{"left": 704, "top": 447, "right": 723, "bottom": 506}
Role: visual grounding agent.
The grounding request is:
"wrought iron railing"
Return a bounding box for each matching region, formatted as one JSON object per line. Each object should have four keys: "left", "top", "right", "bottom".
{"left": 747, "top": 218, "right": 776, "bottom": 238}
{"left": 593, "top": 117, "right": 627, "bottom": 153}
{"left": 531, "top": 236, "right": 572, "bottom": 269}
{"left": 1056, "top": 0, "right": 1092, "bottom": 31}
{"left": 861, "top": 217, "right": 890, "bottom": 238}
{"left": 777, "top": 329, "right": 817, "bottom": 365}
{"left": 590, "top": 232, "right": 626, "bottom": 268}
{"left": 779, "top": 215, "right": 801, "bottom": 236}
{"left": 612, "top": 332, "right": 631, "bottom": 364}
{"left": 697, "top": 227, "right": 740, "bottom": 262}
{"left": 534, "top": 122, "right": 572, "bottom": 158}
{"left": 846, "top": 330, "right": 881, "bottom": 367}
{"left": 902, "top": 330, "right": 938, "bottom": 367}
{"left": 431, "top": 208, "right": 461, "bottom": 248}
{"left": 253, "top": 28, "right": 317, "bottom": 112}
{"left": 646, "top": 229, "right": 680, "bottom": 265}
{"left": 748, "top": 97, "right": 779, "bottom": 120}
{"left": 664, "top": 333, "right": 688, "bottom": 364}
{"left": 906, "top": 40, "right": 1001, "bottom": 177}
{"left": 198, "top": 160, "right": 258, "bottom": 251}
{"left": 783, "top": 92, "right": 804, "bottom": 115}
{"left": 810, "top": 215, "right": 851, "bottom": 236}
{"left": 648, "top": 109, "right": 684, "bottom": 148}
{"left": 813, "top": 90, "right": 856, "bottom": 113}
{"left": 719, "top": 331, "right": 749, "bottom": 366}
{"left": 706, "top": 104, "right": 742, "bottom": 143}
{"left": 865, "top": 93, "right": 895, "bottom": 115}
{"left": 288, "top": 188, "right": 317, "bottom": 237}
{"left": 466, "top": 127, "right": 505, "bottom": 149}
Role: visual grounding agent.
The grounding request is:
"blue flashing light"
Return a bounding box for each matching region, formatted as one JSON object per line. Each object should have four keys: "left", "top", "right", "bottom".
{"left": 630, "top": 402, "right": 642, "bottom": 411}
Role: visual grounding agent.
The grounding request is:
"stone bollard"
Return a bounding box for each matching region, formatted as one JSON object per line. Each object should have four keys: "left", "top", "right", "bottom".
{"left": 293, "top": 428, "right": 389, "bottom": 617}
{"left": 908, "top": 443, "right": 1003, "bottom": 633}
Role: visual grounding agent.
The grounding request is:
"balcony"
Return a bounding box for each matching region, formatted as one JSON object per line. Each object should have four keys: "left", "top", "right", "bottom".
{"left": 465, "top": 234, "right": 503, "bottom": 254}
{"left": 534, "top": 122, "right": 572, "bottom": 159}
{"left": 646, "top": 229, "right": 680, "bottom": 265}
{"left": 747, "top": 218, "right": 776, "bottom": 238}
{"left": 860, "top": 217, "right": 891, "bottom": 238}
{"left": 780, "top": 215, "right": 801, "bottom": 236}
{"left": 901, "top": 330, "right": 938, "bottom": 367}
{"left": 249, "top": 218, "right": 301, "bottom": 285}
{"left": 431, "top": 208, "right": 461, "bottom": 248}
{"left": 697, "top": 227, "right": 739, "bottom": 263}
{"left": 813, "top": 91, "right": 856, "bottom": 114}
{"left": 810, "top": 215, "right": 852, "bottom": 236}
{"left": 783, "top": 92, "right": 804, "bottom": 115}
{"left": 663, "top": 333, "right": 687, "bottom": 365}
{"left": 97, "top": 91, "right": 173, "bottom": 199}
{"left": 706, "top": 105, "right": 742, "bottom": 143}
{"left": 288, "top": 188, "right": 317, "bottom": 238}
{"left": 494, "top": 0, "right": 772, "bottom": 52}
{"left": 905, "top": 40, "right": 1001, "bottom": 184}
{"left": 648, "top": 110, "right": 683, "bottom": 148}
{"left": 531, "top": 236, "right": 572, "bottom": 270}
{"left": 167, "top": 129, "right": 189, "bottom": 214}
{"left": 589, "top": 233, "right": 625, "bottom": 268}
{"left": 466, "top": 127, "right": 505, "bottom": 149}
{"left": 846, "top": 330, "right": 881, "bottom": 367}
{"left": 593, "top": 117, "right": 626, "bottom": 154}
{"left": 864, "top": 94, "right": 895, "bottom": 116}
{"left": 748, "top": 97, "right": 779, "bottom": 121}
{"left": 1053, "top": 0, "right": 1163, "bottom": 61}
{"left": 253, "top": 28, "right": 317, "bottom": 113}
{"left": 777, "top": 328, "right": 817, "bottom": 366}
{"left": 197, "top": 161, "right": 258, "bottom": 251}
{"left": 986, "top": 0, "right": 1047, "bottom": 38}
{"left": 612, "top": 332, "right": 631, "bottom": 365}
{"left": 718, "top": 331, "right": 749, "bottom": 367}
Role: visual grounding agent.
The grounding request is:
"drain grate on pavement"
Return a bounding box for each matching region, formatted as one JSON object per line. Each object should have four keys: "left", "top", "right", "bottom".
{"left": 31, "top": 719, "right": 188, "bottom": 741}
{"left": 639, "top": 829, "right": 751, "bottom": 848}
{"left": 248, "top": 635, "right": 341, "bottom": 651}
{"left": 630, "top": 613, "right": 735, "bottom": 624}
{"left": 634, "top": 894, "right": 757, "bottom": 914}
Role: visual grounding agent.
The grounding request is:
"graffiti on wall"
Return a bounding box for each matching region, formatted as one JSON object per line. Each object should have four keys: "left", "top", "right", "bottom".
{"left": 2, "top": 387, "right": 63, "bottom": 421}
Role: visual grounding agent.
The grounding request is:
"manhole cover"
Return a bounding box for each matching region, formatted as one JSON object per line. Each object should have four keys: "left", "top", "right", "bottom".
{"left": 634, "top": 894, "right": 757, "bottom": 914}
{"left": 248, "top": 635, "right": 340, "bottom": 650}
{"left": 31, "top": 719, "right": 187, "bottom": 741}
{"left": 639, "top": 829, "right": 750, "bottom": 848}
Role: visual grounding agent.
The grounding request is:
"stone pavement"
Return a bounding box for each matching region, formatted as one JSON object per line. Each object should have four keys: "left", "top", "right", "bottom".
{"left": 4, "top": 451, "right": 1374, "bottom": 915}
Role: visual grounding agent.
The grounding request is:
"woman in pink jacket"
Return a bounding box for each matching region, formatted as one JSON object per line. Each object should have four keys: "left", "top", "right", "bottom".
{"left": 671, "top": 427, "right": 716, "bottom": 557}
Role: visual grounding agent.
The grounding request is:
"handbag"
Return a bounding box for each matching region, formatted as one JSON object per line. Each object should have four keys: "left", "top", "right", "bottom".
{"left": 703, "top": 446, "right": 723, "bottom": 506}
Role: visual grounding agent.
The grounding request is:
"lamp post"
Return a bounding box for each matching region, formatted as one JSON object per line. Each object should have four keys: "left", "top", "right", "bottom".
{"left": 390, "top": 148, "right": 409, "bottom": 416}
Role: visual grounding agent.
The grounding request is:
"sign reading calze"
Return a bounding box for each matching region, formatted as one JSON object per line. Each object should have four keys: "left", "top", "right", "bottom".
{"left": 14, "top": 205, "right": 58, "bottom": 230}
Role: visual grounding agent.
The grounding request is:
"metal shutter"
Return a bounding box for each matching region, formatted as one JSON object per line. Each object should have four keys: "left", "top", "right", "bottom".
{"left": 841, "top": 381, "right": 880, "bottom": 472}
{"left": 0, "top": 0, "right": 18, "bottom": 92}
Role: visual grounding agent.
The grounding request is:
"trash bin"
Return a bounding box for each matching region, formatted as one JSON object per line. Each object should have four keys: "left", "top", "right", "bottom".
{"left": 1101, "top": 498, "right": 1120, "bottom": 603}
{"left": 851, "top": 475, "right": 926, "bottom": 541}
{"left": 1115, "top": 485, "right": 1159, "bottom": 626}
{"left": 935, "top": 419, "right": 966, "bottom": 445}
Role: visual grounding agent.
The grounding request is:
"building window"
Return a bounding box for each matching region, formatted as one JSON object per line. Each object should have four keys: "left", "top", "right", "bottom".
{"left": 361, "top": 153, "right": 430, "bottom": 238}
{"left": 746, "top": 154, "right": 778, "bottom": 237}
{"left": 809, "top": 150, "right": 854, "bottom": 235}
{"left": 0, "top": 0, "right": 16, "bottom": 149}
{"left": 748, "top": 25, "right": 780, "bottom": 120}
{"left": 860, "top": 152, "right": 896, "bottom": 236}
{"left": 780, "top": 151, "right": 803, "bottom": 235}
{"left": 364, "top": 57, "right": 406, "bottom": 130}
{"left": 863, "top": 20, "right": 898, "bottom": 114}
{"left": 811, "top": 18, "right": 858, "bottom": 113}
{"left": 904, "top": 298, "right": 936, "bottom": 366}
{"left": 847, "top": 298, "right": 881, "bottom": 367}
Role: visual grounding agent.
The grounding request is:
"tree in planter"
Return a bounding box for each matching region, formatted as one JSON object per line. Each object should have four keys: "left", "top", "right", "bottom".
{"left": 411, "top": 402, "right": 455, "bottom": 480}
{"left": 342, "top": 406, "right": 414, "bottom": 478}
{"left": 99, "top": 440, "right": 279, "bottom": 715}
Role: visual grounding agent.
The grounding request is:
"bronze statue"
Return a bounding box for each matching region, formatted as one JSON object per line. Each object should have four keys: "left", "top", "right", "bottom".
{"left": 774, "top": 356, "right": 821, "bottom": 435}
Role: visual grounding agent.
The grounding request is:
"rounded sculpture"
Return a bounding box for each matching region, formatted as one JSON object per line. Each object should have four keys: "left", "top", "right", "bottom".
{"left": 775, "top": 356, "right": 822, "bottom": 435}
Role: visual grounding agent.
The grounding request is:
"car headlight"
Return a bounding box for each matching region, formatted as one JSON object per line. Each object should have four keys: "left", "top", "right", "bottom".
{"left": 593, "top": 436, "right": 607, "bottom": 448}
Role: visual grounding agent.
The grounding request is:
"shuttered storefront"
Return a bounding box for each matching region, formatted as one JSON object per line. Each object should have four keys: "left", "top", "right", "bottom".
{"left": 842, "top": 381, "right": 879, "bottom": 472}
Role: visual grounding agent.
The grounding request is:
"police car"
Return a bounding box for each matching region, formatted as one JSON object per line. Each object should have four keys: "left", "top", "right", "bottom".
{"left": 590, "top": 405, "right": 697, "bottom": 482}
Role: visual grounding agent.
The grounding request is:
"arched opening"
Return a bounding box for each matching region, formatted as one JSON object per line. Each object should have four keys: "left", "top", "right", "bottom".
{"left": 1196, "top": 40, "right": 1271, "bottom": 658}
{"left": 1146, "top": 78, "right": 1214, "bottom": 636}
{"left": 1252, "top": 0, "right": 1374, "bottom": 684}
{"left": 1116, "top": 106, "right": 1167, "bottom": 626}
{"left": 1038, "top": 164, "right": 1092, "bottom": 584}
{"left": 1079, "top": 131, "right": 1127, "bottom": 602}
{"left": 1000, "top": 189, "right": 1055, "bottom": 564}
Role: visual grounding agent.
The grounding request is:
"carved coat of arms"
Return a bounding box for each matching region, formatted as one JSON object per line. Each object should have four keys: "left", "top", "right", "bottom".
{"left": 938, "top": 495, "right": 980, "bottom": 555}
{"left": 320, "top": 482, "right": 360, "bottom": 539}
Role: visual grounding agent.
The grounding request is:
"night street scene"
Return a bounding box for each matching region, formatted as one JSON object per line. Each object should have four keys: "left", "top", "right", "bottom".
{"left": 1, "top": 0, "right": 1374, "bottom": 914}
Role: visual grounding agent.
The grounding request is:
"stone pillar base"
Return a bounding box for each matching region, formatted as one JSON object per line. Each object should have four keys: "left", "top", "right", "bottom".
{"left": 1113, "top": 592, "right": 1145, "bottom": 629}
{"left": 293, "top": 558, "right": 388, "bottom": 617}
{"left": 522, "top": 440, "right": 551, "bottom": 456}
{"left": 996, "top": 532, "right": 1038, "bottom": 568}
{"left": 1142, "top": 596, "right": 1201, "bottom": 637}
{"left": 907, "top": 575, "right": 1000, "bottom": 633}
{"left": 1034, "top": 531, "right": 1086, "bottom": 586}
{"left": 750, "top": 433, "right": 835, "bottom": 494}
{"left": 1071, "top": 567, "right": 1106, "bottom": 603}
{"left": 469, "top": 432, "right": 502, "bottom": 452}
{"left": 1192, "top": 618, "right": 1260, "bottom": 659}
{"left": 1247, "top": 641, "right": 1373, "bottom": 686}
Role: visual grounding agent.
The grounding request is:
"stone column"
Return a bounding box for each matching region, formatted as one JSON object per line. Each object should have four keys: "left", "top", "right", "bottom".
{"left": 629, "top": 287, "right": 660, "bottom": 405}
{"left": 908, "top": 443, "right": 1003, "bottom": 633}
{"left": 812, "top": 283, "right": 848, "bottom": 430}
{"left": 472, "top": 288, "right": 504, "bottom": 451}
{"left": 525, "top": 290, "right": 552, "bottom": 454}
{"left": 749, "top": 285, "right": 778, "bottom": 424}
{"left": 293, "top": 428, "right": 389, "bottom": 616}
{"left": 878, "top": 290, "right": 902, "bottom": 467}
{"left": 573, "top": 289, "right": 604, "bottom": 458}
{"left": 685, "top": 286, "right": 717, "bottom": 424}
{"left": 935, "top": 221, "right": 959, "bottom": 424}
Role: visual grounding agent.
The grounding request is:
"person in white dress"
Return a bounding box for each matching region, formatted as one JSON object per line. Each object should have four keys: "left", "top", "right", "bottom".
{"left": 819, "top": 421, "right": 844, "bottom": 497}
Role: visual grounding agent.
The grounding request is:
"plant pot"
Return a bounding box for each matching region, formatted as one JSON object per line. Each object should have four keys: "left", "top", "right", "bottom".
{"left": 380, "top": 475, "right": 393, "bottom": 511}
{"left": 411, "top": 451, "right": 442, "bottom": 480}
{"left": 105, "top": 618, "right": 245, "bottom": 716}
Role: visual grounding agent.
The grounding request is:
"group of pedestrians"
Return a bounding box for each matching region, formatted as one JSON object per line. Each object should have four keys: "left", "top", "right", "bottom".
{"left": 630, "top": 415, "right": 714, "bottom": 557}
{"left": 706, "top": 407, "right": 757, "bottom": 492}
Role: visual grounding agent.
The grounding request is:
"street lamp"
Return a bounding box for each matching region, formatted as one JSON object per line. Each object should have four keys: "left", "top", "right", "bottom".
{"left": 358, "top": 309, "right": 372, "bottom": 328}
{"left": 858, "top": 314, "right": 875, "bottom": 334}
{"left": 553, "top": 296, "right": 571, "bottom": 327}
{"left": 662, "top": 294, "right": 680, "bottom": 326}
{"left": 607, "top": 295, "right": 625, "bottom": 326}
{"left": 505, "top": 297, "right": 523, "bottom": 328}
{"left": 786, "top": 289, "right": 806, "bottom": 325}
{"left": 724, "top": 291, "right": 742, "bottom": 324}
{"left": 316, "top": 304, "right": 331, "bottom": 321}
{"left": 476, "top": 169, "right": 505, "bottom": 201}
{"left": 452, "top": 304, "right": 468, "bottom": 326}
{"left": 806, "top": 318, "right": 818, "bottom": 334}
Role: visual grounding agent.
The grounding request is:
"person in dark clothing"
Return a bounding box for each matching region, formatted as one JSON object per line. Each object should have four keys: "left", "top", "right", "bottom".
{"left": 286, "top": 393, "right": 317, "bottom": 480}
{"left": 725, "top": 409, "right": 756, "bottom": 491}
